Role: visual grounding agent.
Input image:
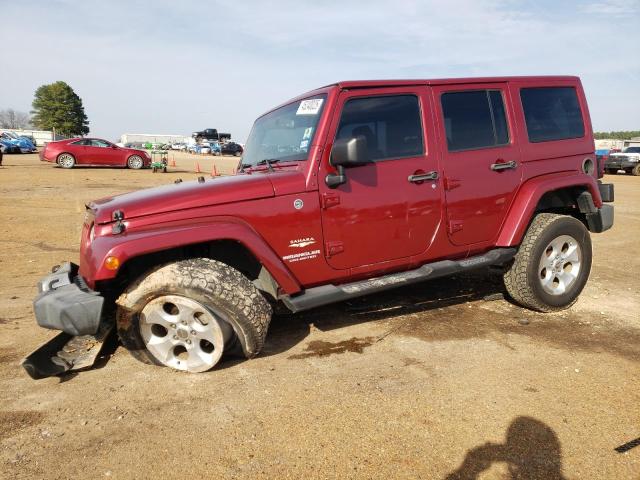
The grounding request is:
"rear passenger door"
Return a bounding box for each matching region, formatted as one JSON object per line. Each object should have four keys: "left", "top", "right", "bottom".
{"left": 433, "top": 83, "right": 522, "bottom": 246}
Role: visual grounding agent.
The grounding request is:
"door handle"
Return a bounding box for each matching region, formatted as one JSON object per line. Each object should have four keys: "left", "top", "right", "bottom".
{"left": 490, "top": 160, "right": 517, "bottom": 171}
{"left": 408, "top": 171, "right": 439, "bottom": 183}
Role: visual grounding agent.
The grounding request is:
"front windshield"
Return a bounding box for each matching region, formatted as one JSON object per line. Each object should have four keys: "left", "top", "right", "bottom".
{"left": 242, "top": 94, "right": 327, "bottom": 167}
{"left": 623, "top": 147, "right": 640, "bottom": 153}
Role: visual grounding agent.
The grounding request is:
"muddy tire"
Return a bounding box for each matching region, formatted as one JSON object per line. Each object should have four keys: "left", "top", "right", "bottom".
{"left": 632, "top": 164, "right": 640, "bottom": 176}
{"left": 503, "top": 213, "right": 592, "bottom": 312}
{"left": 116, "top": 258, "right": 272, "bottom": 372}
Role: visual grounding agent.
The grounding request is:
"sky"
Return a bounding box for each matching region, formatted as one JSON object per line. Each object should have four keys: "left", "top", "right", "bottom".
{"left": 1, "top": 0, "right": 638, "bottom": 142}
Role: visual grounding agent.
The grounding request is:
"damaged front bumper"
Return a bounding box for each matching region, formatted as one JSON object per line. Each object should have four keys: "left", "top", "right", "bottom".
{"left": 34, "top": 262, "right": 104, "bottom": 336}
{"left": 24, "top": 262, "right": 113, "bottom": 379}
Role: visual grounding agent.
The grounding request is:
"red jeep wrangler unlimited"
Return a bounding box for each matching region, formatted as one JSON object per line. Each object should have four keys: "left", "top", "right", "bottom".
{"left": 27, "top": 76, "right": 614, "bottom": 376}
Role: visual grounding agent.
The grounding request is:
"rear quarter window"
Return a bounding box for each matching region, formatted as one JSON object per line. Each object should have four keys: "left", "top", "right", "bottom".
{"left": 520, "top": 87, "right": 585, "bottom": 143}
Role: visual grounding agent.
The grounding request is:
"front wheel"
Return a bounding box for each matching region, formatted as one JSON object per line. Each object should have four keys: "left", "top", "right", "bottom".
{"left": 127, "top": 155, "right": 144, "bottom": 169}
{"left": 57, "top": 153, "right": 75, "bottom": 169}
{"left": 116, "top": 258, "right": 272, "bottom": 372}
{"left": 504, "top": 213, "right": 592, "bottom": 312}
{"left": 632, "top": 164, "right": 640, "bottom": 176}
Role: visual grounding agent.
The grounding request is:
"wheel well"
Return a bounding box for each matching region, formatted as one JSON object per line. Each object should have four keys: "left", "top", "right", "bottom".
{"left": 534, "top": 187, "right": 589, "bottom": 221}
{"left": 105, "top": 240, "right": 268, "bottom": 297}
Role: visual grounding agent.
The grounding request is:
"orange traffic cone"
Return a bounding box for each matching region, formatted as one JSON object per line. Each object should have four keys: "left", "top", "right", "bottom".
{"left": 195, "top": 162, "right": 201, "bottom": 173}
{"left": 170, "top": 156, "right": 176, "bottom": 167}
{"left": 211, "top": 163, "right": 218, "bottom": 177}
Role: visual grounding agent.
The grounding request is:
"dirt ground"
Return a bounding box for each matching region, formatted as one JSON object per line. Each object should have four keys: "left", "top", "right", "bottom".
{"left": 0, "top": 153, "right": 638, "bottom": 479}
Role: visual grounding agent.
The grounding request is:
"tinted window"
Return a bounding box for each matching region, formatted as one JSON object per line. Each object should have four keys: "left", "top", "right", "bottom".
{"left": 336, "top": 95, "right": 423, "bottom": 162}
{"left": 90, "top": 139, "right": 111, "bottom": 148}
{"left": 441, "top": 90, "right": 510, "bottom": 151}
{"left": 71, "top": 139, "right": 90, "bottom": 146}
{"left": 520, "top": 87, "right": 584, "bottom": 142}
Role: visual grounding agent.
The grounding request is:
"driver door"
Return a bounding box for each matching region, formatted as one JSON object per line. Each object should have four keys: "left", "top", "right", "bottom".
{"left": 318, "top": 88, "right": 442, "bottom": 270}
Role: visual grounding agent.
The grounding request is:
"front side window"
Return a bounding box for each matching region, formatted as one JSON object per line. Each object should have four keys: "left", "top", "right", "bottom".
{"left": 441, "top": 90, "right": 510, "bottom": 152}
{"left": 90, "top": 139, "right": 112, "bottom": 148}
{"left": 335, "top": 95, "right": 423, "bottom": 162}
{"left": 242, "top": 94, "right": 327, "bottom": 167}
{"left": 520, "top": 87, "right": 584, "bottom": 143}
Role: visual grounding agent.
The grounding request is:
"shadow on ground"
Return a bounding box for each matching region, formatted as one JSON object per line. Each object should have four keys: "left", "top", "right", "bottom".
{"left": 265, "top": 270, "right": 640, "bottom": 363}
{"left": 47, "top": 269, "right": 640, "bottom": 380}
{"left": 445, "top": 416, "right": 567, "bottom": 480}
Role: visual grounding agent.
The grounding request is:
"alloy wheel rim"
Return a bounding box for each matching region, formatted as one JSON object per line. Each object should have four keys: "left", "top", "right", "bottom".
{"left": 129, "top": 156, "right": 143, "bottom": 168}
{"left": 538, "top": 234, "right": 582, "bottom": 296}
{"left": 139, "top": 295, "right": 232, "bottom": 372}
{"left": 59, "top": 154, "right": 73, "bottom": 168}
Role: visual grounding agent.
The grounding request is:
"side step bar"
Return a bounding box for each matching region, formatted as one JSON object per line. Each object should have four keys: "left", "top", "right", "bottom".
{"left": 280, "top": 248, "right": 516, "bottom": 313}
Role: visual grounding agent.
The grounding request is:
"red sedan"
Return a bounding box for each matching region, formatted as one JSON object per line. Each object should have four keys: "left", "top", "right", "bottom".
{"left": 40, "top": 138, "right": 151, "bottom": 169}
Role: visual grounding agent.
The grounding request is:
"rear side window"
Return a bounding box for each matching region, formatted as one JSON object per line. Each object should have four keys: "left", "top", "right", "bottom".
{"left": 336, "top": 95, "right": 423, "bottom": 162}
{"left": 520, "top": 87, "right": 584, "bottom": 143}
{"left": 441, "top": 90, "right": 510, "bottom": 151}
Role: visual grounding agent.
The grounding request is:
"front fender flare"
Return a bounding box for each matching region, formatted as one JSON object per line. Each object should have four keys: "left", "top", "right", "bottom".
{"left": 86, "top": 220, "right": 301, "bottom": 294}
{"left": 496, "top": 172, "right": 601, "bottom": 247}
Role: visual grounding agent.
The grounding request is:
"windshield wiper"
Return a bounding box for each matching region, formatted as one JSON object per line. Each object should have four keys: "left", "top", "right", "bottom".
{"left": 239, "top": 158, "right": 282, "bottom": 173}
{"left": 255, "top": 158, "right": 281, "bottom": 172}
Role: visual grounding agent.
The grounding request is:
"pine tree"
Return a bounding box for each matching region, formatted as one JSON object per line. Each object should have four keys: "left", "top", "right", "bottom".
{"left": 31, "top": 81, "right": 89, "bottom": 136}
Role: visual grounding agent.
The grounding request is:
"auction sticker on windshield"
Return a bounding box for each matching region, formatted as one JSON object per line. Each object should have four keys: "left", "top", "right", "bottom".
{"left": 296, "top": 99, "right": 323, "bottom": 115}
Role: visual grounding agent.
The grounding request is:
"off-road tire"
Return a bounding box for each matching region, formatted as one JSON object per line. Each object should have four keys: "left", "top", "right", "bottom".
{"left": 504, "top": 213, "right": 592, "bottom": 312}
{"left": 116, "top": 258, "right": 272, "bottom": 370}
{"left": 632, "top": 164, "right": 640, "bottom": 176}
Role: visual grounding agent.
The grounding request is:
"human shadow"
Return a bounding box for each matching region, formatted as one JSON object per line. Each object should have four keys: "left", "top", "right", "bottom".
{"left": 445, "top": 416, "right": 567, "bottom": 480}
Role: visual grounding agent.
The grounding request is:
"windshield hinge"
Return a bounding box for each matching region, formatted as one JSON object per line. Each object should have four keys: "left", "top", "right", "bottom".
{"left": 112, "top": 210, "right": 125, "bottom": 235}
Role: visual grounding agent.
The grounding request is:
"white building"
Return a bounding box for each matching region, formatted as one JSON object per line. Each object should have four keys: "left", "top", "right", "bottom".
{"left": 119, "top": 133, "right": 191, "bottom": 145}
{"left": 623, "top": 137, "right": 640, "bottom": 148}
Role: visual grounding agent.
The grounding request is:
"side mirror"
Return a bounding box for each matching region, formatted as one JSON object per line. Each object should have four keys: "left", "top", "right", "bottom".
{"left": 330, "top": 135, "right": 370, "bottom": 167}
{"left": 326, "top": 135, "right": 371, "bottom": 188}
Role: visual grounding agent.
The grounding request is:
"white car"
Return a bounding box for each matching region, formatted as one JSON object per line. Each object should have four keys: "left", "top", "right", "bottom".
{"left": 605, "top": 146, "right": 640, "bottom": 175}
{"left": 171, "top": 143, "right": 187, "bottom": 151}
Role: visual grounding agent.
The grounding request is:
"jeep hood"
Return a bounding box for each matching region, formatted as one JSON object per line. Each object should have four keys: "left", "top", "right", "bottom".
{"left": 90, "top": 173, "right": 276, "bottom": 224}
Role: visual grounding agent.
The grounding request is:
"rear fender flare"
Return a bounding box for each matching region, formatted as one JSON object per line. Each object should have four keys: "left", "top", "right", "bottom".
{"left": 496, "top": 172, "right": 601, "bottom": 247}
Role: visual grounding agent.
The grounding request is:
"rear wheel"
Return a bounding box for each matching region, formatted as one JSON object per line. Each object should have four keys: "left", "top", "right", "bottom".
{"left": 116, "top": 258, "right": 272, "bottom": 372}
{"left": 504, "top": 213, "right": 592, "bottom": 312}
{"left": 57, "top": 153, "right": 75, "bottom": 169}
{"left": 127, "top": 155, "right": 144, "bottom": 169}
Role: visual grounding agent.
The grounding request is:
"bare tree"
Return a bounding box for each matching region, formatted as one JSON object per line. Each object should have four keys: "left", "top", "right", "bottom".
{"left": 0, "top": 109, "right": 32, "bottom": 129}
